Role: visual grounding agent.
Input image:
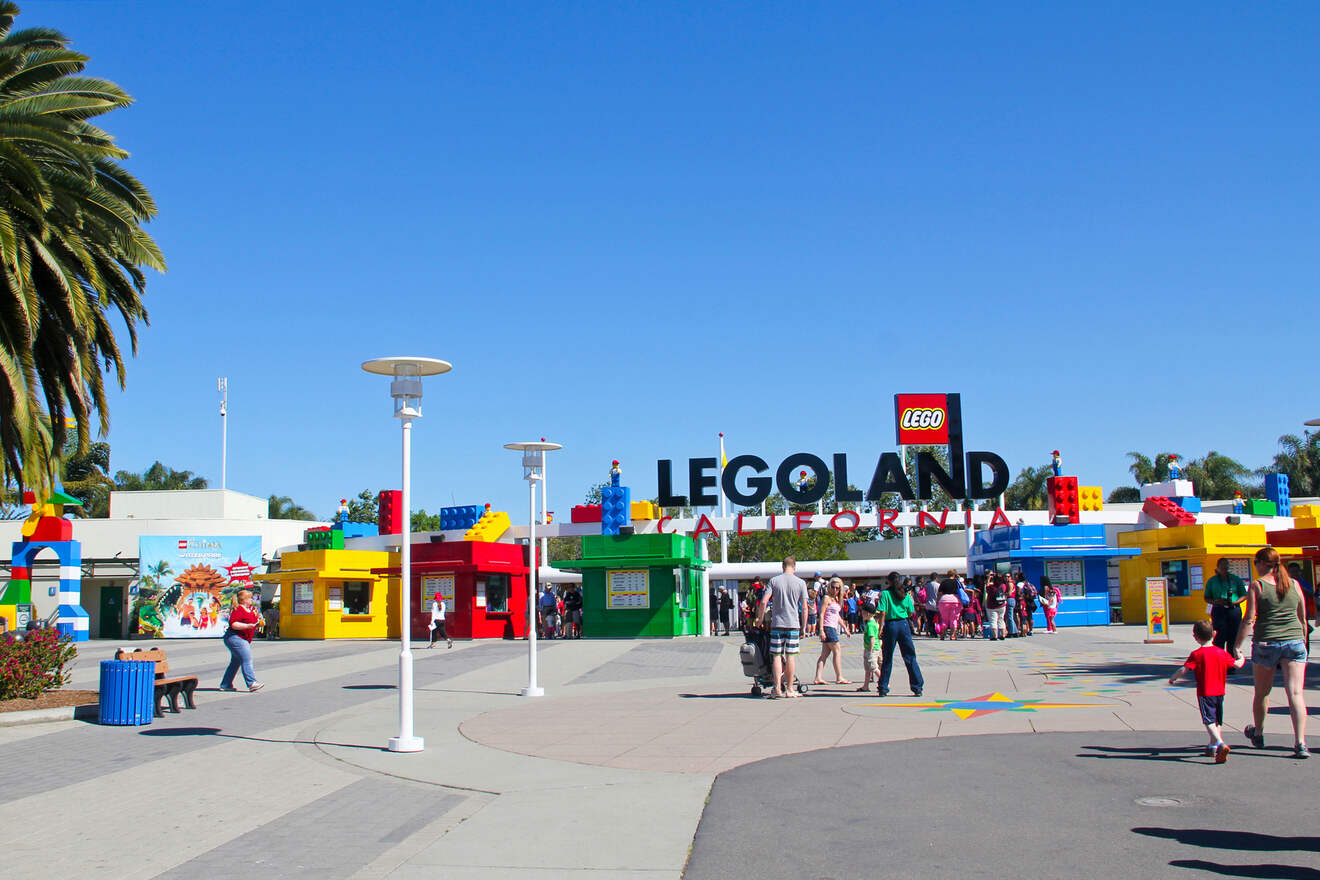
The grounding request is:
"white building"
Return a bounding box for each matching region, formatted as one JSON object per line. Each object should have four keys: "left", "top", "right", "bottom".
{"left": 0, "top": 490, "right": 326, "bottom": 639}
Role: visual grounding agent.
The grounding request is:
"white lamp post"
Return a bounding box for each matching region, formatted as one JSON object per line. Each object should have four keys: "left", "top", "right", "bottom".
{"left": 362, "top": 356, "right": 452, "bottom": 753}
{"left": 504, "top": 439, "right": 561, "bottom": 697}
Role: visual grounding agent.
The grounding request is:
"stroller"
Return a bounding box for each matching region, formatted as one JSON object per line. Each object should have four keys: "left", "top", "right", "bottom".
{"left": 739, "top": 625, "right": 809, "bottom": 697}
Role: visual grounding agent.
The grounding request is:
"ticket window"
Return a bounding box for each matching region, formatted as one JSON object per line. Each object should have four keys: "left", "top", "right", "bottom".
{"left": 341, "top": 580, "right": 372, "bottom": 616}
{"left": 483, "top": 574, "right": 510, "bottom": 613}
{"left": 1162, "top": 560, "right": 1190, "bottom": 597}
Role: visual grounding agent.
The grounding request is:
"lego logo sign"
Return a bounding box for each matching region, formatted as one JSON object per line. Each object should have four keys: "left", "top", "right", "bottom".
{"left": 894, "top": 394, "right": 950, "bottom": 445}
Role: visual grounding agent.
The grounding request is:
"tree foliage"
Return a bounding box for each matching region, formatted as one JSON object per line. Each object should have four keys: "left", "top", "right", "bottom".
{"left": 1003, "top": 463, "right": 1052, "bottom": 511}
{"left": 1267, "top": 432, "right": 1320, "bottom": 497}
{"left": 344, "top": 489, "right": 378, "bottom": 523}
{"left": 113, "top": 461, "right": 206, "bottom": 491}
{"left": 0, "top": 4, "right": 164, "bottom": 497}
{"left": 268, "top": 494, "right": 316, "bottom": 521}
{"left": 58, "top": 436, "right": 110, "bottom": 515}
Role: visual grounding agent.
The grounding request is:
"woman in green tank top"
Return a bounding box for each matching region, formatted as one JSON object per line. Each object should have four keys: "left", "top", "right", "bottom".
{"left": 1234, "top": 548, "right": 1309, "bottom": 758}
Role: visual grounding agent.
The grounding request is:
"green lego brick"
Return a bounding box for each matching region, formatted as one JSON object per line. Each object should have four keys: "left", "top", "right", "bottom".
{"left": 0, "top": 578, "right": 31, "bottom": 604}
{"left": 1244, "top": 498, "right": 1277, "bottom": 516}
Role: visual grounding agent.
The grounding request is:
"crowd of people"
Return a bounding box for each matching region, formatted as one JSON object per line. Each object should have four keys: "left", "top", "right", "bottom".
{"left": 535, "top": 584, "right": 584, "bottom": 639}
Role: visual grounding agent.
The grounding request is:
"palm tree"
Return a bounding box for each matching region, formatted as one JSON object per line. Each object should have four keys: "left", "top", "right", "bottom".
{"left": 114, "top": 461, "right": 207, "bottom": 491}
{"left": 1267, "top": 432, "right": 1320, "bottom": 497}
{"left": 1184, "top": 451, "right": 1255, "bottom": 500}
{"left": 1125, "top": 451, "right": 1180, "bottom": 486}
{"left": 268, "top": 494, "right": 317, "bottom": 521}
{"left": 1003, "top": 464, "right": 1052, "bottom": 510}
{"left": 59, "top": 436, "right": 111, "bottom": 515}
{"left": 0, "top": 3, "right": 164, "bottom": 498}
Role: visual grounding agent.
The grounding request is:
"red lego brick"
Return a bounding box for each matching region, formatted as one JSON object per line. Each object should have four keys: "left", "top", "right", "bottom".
{"left": 1143, "top": 496, "right": 1196, "bottom": 527}
{"left": 378, "top": 490, "right": 403, "bottom": 536}
{"left": 571, "top": 504, "right": 603, "bottom": 523}
{"left": 30, "top": 517, "right": 72, "bottom": 541}
{"left": 1047, "top": 476, "right": 1080, "bottom": 524}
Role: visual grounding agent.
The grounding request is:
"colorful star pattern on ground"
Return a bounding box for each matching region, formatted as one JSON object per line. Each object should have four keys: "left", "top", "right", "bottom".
{"left": 863, "top": 691, "right": 1107, "bottom": 720}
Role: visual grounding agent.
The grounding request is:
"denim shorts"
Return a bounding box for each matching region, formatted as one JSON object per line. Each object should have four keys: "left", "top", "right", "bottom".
{"left": 822, "top": 626, "right": 839, "bottom": 644}
{"left": 1252, "top": 639, "right": 1307, "bottom": 668}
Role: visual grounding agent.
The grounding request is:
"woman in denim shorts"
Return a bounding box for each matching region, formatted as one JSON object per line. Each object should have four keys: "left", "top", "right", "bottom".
{"left": 1235, "top": 548, "right": 1310, "bottom": 758}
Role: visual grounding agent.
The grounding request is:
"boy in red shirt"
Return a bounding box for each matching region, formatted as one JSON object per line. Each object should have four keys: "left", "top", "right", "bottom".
{"left": 1169, "top": 619, "right": 1245, "bottom": 763}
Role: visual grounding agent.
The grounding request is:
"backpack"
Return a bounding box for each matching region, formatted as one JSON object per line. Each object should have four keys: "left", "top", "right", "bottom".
{"left": 1019, "top": 582, "right": 1037, "bottom": 603}
{"left": 986, "top": 582, "right": 1005, "bottom": 608}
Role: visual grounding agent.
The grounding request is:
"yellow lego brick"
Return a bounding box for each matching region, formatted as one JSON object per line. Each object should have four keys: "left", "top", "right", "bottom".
{"left": 1291, "top": 504, "right": 1320, "bottom": 519}
{"left": 1078, "top": 486, "right": 1103, "bottom": 512}
{"left": 1293, "top": 516, "right": 1319, "bottom": 529}
{"left": 464, "top": 510, "right": 511, "bottom": 542}
{"left": 630, "top": 500, "right": 659, "bottom": 521}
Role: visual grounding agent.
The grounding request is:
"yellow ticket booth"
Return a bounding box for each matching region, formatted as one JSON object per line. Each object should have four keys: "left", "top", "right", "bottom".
{"left": 1118, "top": 524, "right": 1303, "bottom": 624}
{"left": 255, "top": 549, "right": 398, "bottom": 639}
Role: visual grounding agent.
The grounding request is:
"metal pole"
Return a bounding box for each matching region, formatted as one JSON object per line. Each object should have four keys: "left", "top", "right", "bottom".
{"left": 540, "top": 449, "right": 549, "bottom": 570}
{"left": 219, "top": 378, "right": 227, "bottom": 491}
{"left": 523, "top": 475, "right": 544, "bottom": 696}
{"left": 389, "top": 416, "right": 423, "bottom": 752}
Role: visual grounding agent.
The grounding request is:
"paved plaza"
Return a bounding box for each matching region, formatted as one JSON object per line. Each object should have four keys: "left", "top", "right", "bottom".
{"left": 0, "top": 626, "right": 1314, "bottom": 879}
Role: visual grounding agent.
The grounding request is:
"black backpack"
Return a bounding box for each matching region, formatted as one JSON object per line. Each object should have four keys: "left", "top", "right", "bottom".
{"left": 986, "top": 582, "right": 1005, "bottom": 608}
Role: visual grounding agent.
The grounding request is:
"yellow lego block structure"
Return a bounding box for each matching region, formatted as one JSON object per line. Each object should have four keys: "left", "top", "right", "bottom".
{"left": 630, "top": 500, "right": 660, "bottom": 521}
{"left": 464, "top": 510, "right": 511, "bottom": 542}
{"left": 1292, "top": 504, "right": 1320, "bottom": 519}
{"left": 253, "top": 548, "right": 399, "bottom": 640}
{"left": 1078, "top": 486, "right": 1103, "bottom": 512}
{"left": 1116, "top": 523, "right": 1305, "bottom": 625}
{"left": 0, "top": 604, "right": 15, "bottom": 633}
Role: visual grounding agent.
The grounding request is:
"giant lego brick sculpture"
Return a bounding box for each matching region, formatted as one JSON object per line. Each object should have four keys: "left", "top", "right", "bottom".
{"left": 378, "top": 490, "right": 403, "bottom": 536}
{"left": 440, "top": 505, "right": 484, "bottom": 532}
{"left": 1265, "top": 474, "right": 1291, "bottom": 517}
{"left": 464, "top": 504, "right": 511, "bottom": 542}
{"left": 1078, "top": 486, "right": 1103, "bottom": 512}
{"left": 600, "top": 460, "right": 633, "bottom": 536}
{"left": 1143, "top": 496, "right": 1197, "bottom": 528}
{"left": 1047, "top": 475, "right": 1080, "bottom": 524}
{"left": 2, "top": 490, "right": 88, "bottom": 641}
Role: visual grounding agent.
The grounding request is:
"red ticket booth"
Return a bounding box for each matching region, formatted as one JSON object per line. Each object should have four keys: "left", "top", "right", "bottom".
{"left": 383, "top": 541, "right": 529, "bottom": 640}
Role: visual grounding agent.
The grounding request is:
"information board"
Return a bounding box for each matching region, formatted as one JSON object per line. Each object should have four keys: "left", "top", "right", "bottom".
{"left": 1227, "top": 558, "right": 1251, "bottom": 580}
{"left": 327, "top": 585, "right": 342, "bottom": 612}
{"left": 422, "top": 575, "right": 456, "bottom": 606}
{"left": 607, "top": 569, "right": 649, "bottom": 609}
{"left": 292, "top": 581, "right": 314, "bottom": 615}
{"left": 1144, "top": 576, "right": 1173, "bottom": 643}
{"left": 1045, "top": 559, "right": 1084, "bottom": 598}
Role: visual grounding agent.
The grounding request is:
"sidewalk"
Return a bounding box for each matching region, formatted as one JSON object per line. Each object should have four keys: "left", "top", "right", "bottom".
{"left": 0, "top": 626, "right": 1310, "bottom": 879}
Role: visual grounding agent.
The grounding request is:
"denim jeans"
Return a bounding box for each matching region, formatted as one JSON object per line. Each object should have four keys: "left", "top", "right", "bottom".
{"left": 1005, "top": 597, "right": 1018, "bottom": 636}
{"left": 880, "top": 619, "right": 924, "bottom": 693}
{"left": 221, "top": 631, "right": 256, "bottom": 688}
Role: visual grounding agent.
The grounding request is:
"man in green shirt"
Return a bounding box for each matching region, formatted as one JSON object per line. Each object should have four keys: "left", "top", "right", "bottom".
{"left": 1204, "top": 558, "right": 1247, "bottom": 658}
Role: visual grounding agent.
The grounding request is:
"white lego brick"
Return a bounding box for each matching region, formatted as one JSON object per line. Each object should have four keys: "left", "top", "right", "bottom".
{"left": 1140, "top": 480, "right": 1194, "bottom": 499}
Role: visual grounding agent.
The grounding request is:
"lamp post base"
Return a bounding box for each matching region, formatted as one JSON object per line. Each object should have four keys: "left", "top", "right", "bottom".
{"left": 520, "top": 685, "right": 545, "bottom": 698}
{"left": 388, "top": 735, "right": 425, "bottom": 753}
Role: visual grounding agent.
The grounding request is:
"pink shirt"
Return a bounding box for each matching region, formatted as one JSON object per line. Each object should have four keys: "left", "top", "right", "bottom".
{"left": 821, "top": 600, "right": 841, "bottom": 630}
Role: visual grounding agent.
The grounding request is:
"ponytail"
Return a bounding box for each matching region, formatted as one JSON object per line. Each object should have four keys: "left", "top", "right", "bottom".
{"left": 1253, "top": 548, "right": 1292, "bottom": 601}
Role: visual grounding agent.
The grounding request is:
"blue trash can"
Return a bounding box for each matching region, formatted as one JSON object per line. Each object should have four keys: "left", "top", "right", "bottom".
{"left": 99, "top": 660, "right": 155, "bottom": 725}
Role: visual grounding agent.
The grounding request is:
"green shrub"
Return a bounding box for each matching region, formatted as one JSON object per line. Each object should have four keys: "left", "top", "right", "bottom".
{"left": 0, "top": 629, "right": 78, "bottom": 700}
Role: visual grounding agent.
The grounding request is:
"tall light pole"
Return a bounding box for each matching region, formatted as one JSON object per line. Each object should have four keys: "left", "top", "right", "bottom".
{"left": 504, "top": 439, "right": 561, "bottom": 697}
{"left": 218, "top": 377, "right": 227, "bottom": 490}
{"left": 362, "top": 356, "right": 452, "bottom": 753}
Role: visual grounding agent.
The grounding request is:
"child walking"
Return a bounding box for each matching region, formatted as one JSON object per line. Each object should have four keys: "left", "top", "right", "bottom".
{"left": 1169, "top": 619, "right": 1245, "bottom": 763}
{"left": 858, "top": 602, "right": 879, "bottom": 691}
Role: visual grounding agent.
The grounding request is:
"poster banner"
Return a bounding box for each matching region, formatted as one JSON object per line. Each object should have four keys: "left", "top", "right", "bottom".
{"left": 1144, "top": 575, "right": 1173, "bottom": 644}
{"left": 136, "top": 536, "right": 263, "bottom": 638}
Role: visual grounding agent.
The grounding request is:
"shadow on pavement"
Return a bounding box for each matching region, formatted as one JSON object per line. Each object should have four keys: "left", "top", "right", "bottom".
{"left": 137, "top": 726, "right": 385, "bottom": 751}
{"left": 343, "top": 684, "right": 395, "bottom": 690}
{"left": 1168, "top": 858, "right": 1320, "bottom": 879}
{"left": 1076, "top": 744, "right": 1205, "bottom": 764}
{"left": 1133, "top": 827, "right": 1320, "bottom": 852}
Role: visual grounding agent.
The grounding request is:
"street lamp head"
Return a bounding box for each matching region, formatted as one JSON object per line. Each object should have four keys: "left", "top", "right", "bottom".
{"left": 505, "top": 440, "right": 562, "bottom": 482}
{"left": 1305, "top": 417, "right": 1320, "bottom": 427}
{"left": 362, "top": 357, "right": 451, "bottom": 419}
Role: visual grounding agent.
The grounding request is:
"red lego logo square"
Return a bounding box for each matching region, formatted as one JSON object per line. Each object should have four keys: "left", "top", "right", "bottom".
{"left": 894, "top": 394, "right": 950, "bottom": 445}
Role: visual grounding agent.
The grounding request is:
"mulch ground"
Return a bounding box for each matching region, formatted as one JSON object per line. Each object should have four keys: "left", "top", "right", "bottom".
{"left": 0, "top": 689, "right": 98, "bottom": 713}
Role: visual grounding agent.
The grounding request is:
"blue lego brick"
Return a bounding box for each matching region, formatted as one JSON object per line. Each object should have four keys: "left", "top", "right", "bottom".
{"left": 440, "top": 505, "right": 483, "bottom": 531}
{"left": 599, "top": 485, "right": 632, "bottom": 536}
{"left": 337, "top": 521, "right": 379, "bottom": 538}
{"left": 1265, "top": 474, "right": 1291, "bottom": 516}
{"left": 1173, "top": 496, "right": 1202, "bottom": 514}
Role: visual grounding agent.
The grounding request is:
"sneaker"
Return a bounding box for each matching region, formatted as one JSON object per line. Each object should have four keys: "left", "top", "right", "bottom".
{"left": 1203, "top": 745, "right": 1216, "bottom": 757}
{"left": 248, "top": 682, "right": 265, "bottom": 693}
{"left": 1295, "top": 743, "right": 1311, "bottom": 759}
{"left": 218, "top": 685, "right": 237, "bottom": 692}
{"left": 877, "top": 689, "right": 890, "bottom": 697}
{"left": 1215, "top": 743, "right": 1230, "bottom": 764}
{"left": 1244, "top": 725, "right": 1265, "bottom": 749}
{"left": 912, "top": 688, "right": 923, "bottom": 697}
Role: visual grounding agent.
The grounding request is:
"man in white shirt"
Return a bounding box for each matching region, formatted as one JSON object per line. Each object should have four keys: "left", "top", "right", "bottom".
{"left": 429, "top": 593, "right": 452, "bottom": 649}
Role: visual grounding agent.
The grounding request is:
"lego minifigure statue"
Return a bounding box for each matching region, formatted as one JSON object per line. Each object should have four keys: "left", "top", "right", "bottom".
{"left": 798, "top": 469, "right": 809, "bottom": 493}
{"left": 610, "top": 460, "right": 621, "bottom": 487}
{"left": 337, "top": 498, "right": 349, "bottom": 522}
{"left": 1167, "top": 454, "right": 1181, "bottom": 481}
{"left": 1233, "top": 491, "right": 1244, "bottom": 514}
{"left": 1051, "top": 450, "right": 1062, "bottom": 477}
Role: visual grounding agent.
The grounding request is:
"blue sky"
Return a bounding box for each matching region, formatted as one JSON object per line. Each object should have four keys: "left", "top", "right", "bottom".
{"left": 29, "top": 1, "right": 1319, "bottom": 519}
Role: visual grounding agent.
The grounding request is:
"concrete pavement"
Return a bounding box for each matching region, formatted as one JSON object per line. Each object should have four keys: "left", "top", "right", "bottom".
{"left": 0, "top": 626, "right": 1312, "bottom": 878}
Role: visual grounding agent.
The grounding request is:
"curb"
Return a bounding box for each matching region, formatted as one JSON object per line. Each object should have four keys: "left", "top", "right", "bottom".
{"left": 0, "top": 704, "right": 99, "bottom": 727}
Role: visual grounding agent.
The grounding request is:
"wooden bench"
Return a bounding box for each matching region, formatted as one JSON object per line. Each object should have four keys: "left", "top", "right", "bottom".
{"left": 115, "top": 648, "right": 199, "bottom": 717}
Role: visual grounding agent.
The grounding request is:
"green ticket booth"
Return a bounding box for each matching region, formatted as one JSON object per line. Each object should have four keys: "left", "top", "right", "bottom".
{"left": 552, "top": 533, "right": 709, "bottom": 638}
